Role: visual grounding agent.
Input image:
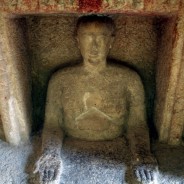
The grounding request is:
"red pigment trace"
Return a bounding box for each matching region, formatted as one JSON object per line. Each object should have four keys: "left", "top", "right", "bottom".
{"left": 79, "top": 0, "right": 102, "bottom": 12}
{"left": 22, "top": 0, "right": 32, "bottom": 9}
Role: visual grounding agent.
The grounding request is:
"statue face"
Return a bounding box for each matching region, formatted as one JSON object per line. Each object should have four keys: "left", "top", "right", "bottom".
{"left": 77, "top": 23, "right": 114, "bottom": 64}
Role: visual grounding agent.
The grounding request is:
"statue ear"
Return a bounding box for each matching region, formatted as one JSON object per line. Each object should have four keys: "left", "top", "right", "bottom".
{"left": 76, "top": 37, "right": 80, "bottom": 49}
{"left": 109, "top": 36, "right": 115, "bottom": 49}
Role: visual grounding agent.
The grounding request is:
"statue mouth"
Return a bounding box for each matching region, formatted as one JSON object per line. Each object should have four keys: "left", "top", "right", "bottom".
{"left": 89, "top": 53, "right": 99, "bottom": 58}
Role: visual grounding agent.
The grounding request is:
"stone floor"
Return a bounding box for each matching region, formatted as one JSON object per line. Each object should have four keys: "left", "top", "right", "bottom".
{"left": 0, "top": 135, "right": 184, "bottom": 184}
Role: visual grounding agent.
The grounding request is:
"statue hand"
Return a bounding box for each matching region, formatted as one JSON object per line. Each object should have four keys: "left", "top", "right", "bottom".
{"left": 132, "top": 155, "right": 158, "bottom": 183}
{"left": 34, "top": 151, "right": 62, "bottom": 184}
{"left": 134, "top": 164, "right": 158, "bottom": 183}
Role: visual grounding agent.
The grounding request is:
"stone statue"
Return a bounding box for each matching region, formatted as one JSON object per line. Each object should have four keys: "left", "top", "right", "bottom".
{"left": 34, "top": 15, "right": 158, "bottom": 184}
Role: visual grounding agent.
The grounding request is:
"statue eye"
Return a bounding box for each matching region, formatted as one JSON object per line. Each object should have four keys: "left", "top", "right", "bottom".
{"left": 98, "top": 35, "right": 105, "bottom": 39}
{"left": 81, "top": 34, "right": 93, "bottom": 40}
{"left": 96, "top": 35, "right": 109, "bottom": 42}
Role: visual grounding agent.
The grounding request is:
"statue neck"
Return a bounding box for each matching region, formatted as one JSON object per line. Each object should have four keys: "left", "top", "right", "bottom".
{"left": 83, "top": 59, "right": 106, "bottom": 74}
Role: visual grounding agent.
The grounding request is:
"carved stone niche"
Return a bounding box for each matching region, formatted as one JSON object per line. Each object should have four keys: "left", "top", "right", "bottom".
{"left": 0, "top": 0, "right": 184, "bottom": 146}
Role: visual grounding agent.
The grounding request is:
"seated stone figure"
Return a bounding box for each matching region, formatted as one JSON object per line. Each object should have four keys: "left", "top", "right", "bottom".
{"left": 34, "top": 15, "right": 158, "bottom": 184}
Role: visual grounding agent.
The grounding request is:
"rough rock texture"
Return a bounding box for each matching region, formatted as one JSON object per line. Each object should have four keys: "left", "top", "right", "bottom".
{"left": 155, "top": 4, "right": 184, "bottom": 144}
{"left": 0, "top": 115, "right": 5, "bottom": 140}
{"left": 0, "top": 0, "right": 181, "bottom": 14}
{"left": 0, "top": 139, "right": 32, "bottom": 184}
{"left": 168, "top": 10, "right": 184, "bottom": 145}
{"left": 0, "top": 16, "right": 31, "bottom": 145}
{"left": 59, "top": 138, "right": 130, "bottom": 184}
{"left": 155, "top": 17, "right": 178, "bottom": 143}
{"left": 0, "top": 136, "right": 184, "bottom": 184}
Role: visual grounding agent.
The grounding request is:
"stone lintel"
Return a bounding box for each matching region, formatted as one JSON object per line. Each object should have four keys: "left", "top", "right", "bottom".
{"left": 0, "top": 0, "right": 181, "bottom": 15}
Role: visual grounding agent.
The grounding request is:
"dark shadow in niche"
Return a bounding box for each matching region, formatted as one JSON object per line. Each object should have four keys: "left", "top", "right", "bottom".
{"left": 0, "top": 115, "right": 5, "bottom": 141}
{"left": 153, "top": 143, "right": 184, "bottom": 183}
{"left": 31, "top": 60, "right": 82, "bottom": 135}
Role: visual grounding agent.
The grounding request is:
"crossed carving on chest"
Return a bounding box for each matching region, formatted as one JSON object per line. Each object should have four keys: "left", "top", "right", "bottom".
{"left": 75, "top": 92, "right": 114, "bottom": 131}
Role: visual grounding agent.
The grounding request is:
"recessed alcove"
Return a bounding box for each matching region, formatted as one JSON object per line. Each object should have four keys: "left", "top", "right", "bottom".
{"left": 26, "top": 14, "right": 158, "bottom": 136}
{"left": 0, "top": 1, "right": 183, "bottom": 183}
{"left": 0, "top": 12, "right": 183, "bottom": 145}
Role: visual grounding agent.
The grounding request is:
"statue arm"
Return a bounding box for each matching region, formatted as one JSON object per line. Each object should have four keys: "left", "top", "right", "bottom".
{"left": 42, "top": 75, "right": 64, "bottom": 155}
{"left": 127, "top": 73, "right": 157, "bottom": 182}
{"left": 34, "top": 74, "right": 64, "bottom": 183}
{"left": 127, "top": 74, "right": 151, "bottom": 163}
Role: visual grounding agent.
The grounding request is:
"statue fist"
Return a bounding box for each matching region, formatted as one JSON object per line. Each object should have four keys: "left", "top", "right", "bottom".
{"left": 34, "top": 152, "right": 63, "bottom": 184}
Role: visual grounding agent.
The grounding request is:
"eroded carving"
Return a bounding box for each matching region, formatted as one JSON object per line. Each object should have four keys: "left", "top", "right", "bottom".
{"left": 34, "top": 15, "right": 158, "bottom": 183}
{"left": 102, "top": 0, "right": 144, "bottom": 9}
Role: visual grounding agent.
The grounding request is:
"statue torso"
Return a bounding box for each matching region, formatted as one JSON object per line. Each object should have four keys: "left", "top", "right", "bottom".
{"left": 54, "top": 64, "right": 132, "bottom": 141}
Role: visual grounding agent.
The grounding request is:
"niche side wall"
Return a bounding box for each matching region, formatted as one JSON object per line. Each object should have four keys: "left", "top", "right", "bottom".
{"left": 155, "top": 13, "right": 184, "bottom": 144}
{"left": 0, "top": 16, "right": 31, "bottom": 145}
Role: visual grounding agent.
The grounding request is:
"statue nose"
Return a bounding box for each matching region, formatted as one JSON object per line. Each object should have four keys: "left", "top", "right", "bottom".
{"left": 91, "top": 38, "right": 98, "bottom": 52}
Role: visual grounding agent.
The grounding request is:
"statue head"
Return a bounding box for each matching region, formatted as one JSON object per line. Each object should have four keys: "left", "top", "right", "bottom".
{"left": 76, "top": 15, "right": 115, "bottom": 65}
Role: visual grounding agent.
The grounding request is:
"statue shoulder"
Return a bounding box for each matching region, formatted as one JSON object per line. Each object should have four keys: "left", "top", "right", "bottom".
{"left": 107, "top": 63, "right": 142, "bottom": 82}
{"left": 49, "top": 64, "right": 83, "bottom": 84}
{"left": 107, "top": 63, "right": 144, "bottom": 94}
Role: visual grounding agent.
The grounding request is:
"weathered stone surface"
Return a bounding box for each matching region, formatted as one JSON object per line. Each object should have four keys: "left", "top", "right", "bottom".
{"left": 16, "top": 0, "right": 39, "bottom": 12}
{"left": 155, "top": 3, "right": 184, "bottom": 145}
{"left": 39, "top": 0, "right": 78, "bottom": 12}
{"left": 102, "top": 0, "right": 144, "bottom": 11}
{"left": 0, "top": 0, "right": 17, "bottom": 12}
{"left": 144, "top": 0, "right": 180, "bottom": 13}
{"left": 79, "top": 0, "right": 102, "bottom": 12}
{"left": 169, "top": 56, "right": 184, "bottom": 145}
{"left": 0, "top": 15, "right": 31, "bottom": 145}
{"left": 168, "top": 10, "right": 184, "bottom": 145}
{"left": 0, "top": 0, "right": 182, "bottom": 14}
{"left": 155, "top": 17, "right": 178, "bottom": 143}
{"left": 0, "top": 115, "right": 5, "bottom": 141}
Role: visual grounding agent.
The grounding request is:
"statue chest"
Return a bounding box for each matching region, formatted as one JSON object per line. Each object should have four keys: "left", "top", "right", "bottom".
{"left": 60, "top": 75, "right": 128, "bottom": 139}
{"left": 61, "top": 76, "right": 128, "bottom": 122}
